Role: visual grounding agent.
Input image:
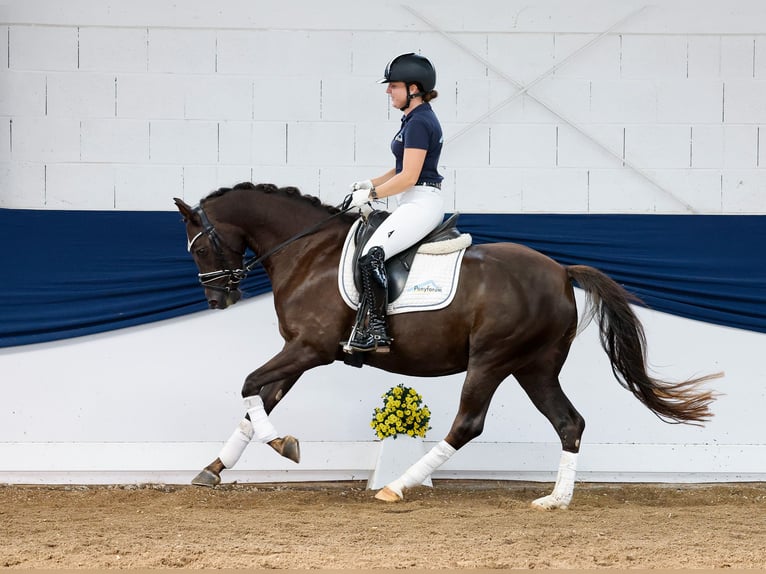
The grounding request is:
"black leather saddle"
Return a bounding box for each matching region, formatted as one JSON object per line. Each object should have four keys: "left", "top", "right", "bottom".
{"left": 351, "top": 211, "right": 462, "bottom": 302}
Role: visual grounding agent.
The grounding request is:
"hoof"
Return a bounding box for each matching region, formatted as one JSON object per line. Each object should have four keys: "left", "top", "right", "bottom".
{"left": 191, "top": 468, "right": 221, "bottom": 488}
{"left": 374, "top": 486, "right": 402, "bottom": 502}
{"left": 270, "top": 436, "right": 301, "bottom": 463}
{"left": 531, "top": 494, "right": 570, "bottom": 510}
{"left": 280, "top": 435, "right": 301, "bottom": 463}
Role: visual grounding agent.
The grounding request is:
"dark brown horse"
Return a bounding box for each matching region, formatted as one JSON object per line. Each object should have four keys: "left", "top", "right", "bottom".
{"left": 174, "top": 181, "right": 717, "bottom": 509}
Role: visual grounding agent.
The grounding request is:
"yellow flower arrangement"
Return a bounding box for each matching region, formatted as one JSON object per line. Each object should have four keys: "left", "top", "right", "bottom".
{"left": 370, "top": 384, "right": 431, "bottom": 440}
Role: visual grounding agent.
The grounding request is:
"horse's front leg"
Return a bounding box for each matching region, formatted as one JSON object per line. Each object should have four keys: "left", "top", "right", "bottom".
{"left": 192, "top": 344, "right": 326, "bottom": 487}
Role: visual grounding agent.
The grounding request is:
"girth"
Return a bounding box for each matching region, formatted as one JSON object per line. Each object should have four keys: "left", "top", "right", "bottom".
{"left": 351, "top": 211, "right": 462, "bottom": 302}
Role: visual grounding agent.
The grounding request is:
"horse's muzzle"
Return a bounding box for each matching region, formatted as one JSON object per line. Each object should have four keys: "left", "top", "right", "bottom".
{"left": 207, "top": 288, "right": 242, "bottom": 309}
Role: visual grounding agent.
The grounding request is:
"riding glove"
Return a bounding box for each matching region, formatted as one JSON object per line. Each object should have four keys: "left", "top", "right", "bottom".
{"left": 350, "top": 180, "right": 374, "bottom": 192}
{"left": 350, "top": 188, "right": 373, "bottom": 208}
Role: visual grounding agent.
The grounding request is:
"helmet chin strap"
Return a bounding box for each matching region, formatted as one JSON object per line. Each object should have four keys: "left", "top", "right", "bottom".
{"left": 399, "top": 83, "right": 424, "bottom": 112}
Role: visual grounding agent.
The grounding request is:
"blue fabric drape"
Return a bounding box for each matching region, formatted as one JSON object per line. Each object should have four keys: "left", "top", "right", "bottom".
{"left": 1, "top": 209, "right": 763, "bottom": 347}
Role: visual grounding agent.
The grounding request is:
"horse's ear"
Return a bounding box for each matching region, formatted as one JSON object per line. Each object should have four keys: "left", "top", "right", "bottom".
{"left": 173, "top": 198, "right": 196, "bottom": 223}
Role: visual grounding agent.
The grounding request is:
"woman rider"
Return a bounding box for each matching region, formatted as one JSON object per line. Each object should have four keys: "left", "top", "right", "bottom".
{"left": 345, "top": 53, "right": 445, "bottom": 353}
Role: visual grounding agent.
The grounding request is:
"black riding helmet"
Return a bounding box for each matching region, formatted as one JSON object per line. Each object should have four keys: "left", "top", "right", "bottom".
{"left": 379, "top": 53, "right": 436, "bottom": 110}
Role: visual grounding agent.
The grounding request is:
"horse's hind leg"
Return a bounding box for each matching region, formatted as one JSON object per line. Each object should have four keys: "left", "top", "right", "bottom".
{"left": 375, "top": 368, "right": 504, "bottom": 502}
{"left": 515, "top": 365, "right": 585, "bottom": 510}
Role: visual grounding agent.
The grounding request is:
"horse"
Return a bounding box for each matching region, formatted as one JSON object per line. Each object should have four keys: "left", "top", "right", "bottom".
{"left": 174, "top": 181, "right": 718, "bottom": 509}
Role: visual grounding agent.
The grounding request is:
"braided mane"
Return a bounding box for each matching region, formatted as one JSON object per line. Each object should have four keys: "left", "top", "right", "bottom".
{"left": 202, "top": 181, "right": 342, "bottom": 215}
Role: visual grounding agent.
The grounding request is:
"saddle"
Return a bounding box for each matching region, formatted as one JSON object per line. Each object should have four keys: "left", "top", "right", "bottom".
{"left": 351, "top": 210, "right": 462, "bottom": 302}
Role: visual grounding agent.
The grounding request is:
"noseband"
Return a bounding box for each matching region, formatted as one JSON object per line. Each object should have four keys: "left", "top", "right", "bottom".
{"left": 187, "top": 200, "right": 355, "bottom": 294}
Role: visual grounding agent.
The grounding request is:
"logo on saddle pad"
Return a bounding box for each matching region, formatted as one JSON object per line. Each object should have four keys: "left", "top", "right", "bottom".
{"left": 338, "top": 219, "right": 471, "bottom": 315}
{"left": 407, "top": 280, "right": 443, "bottom": 294}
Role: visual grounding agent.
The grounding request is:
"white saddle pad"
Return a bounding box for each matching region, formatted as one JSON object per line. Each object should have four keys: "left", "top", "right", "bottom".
{"left": 337, "top": 219, "right": 471, "bottom": 315}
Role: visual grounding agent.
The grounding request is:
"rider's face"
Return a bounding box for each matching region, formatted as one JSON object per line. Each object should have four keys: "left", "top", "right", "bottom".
{"left": 386, "top": 81, "right": 410, "bottom": 109}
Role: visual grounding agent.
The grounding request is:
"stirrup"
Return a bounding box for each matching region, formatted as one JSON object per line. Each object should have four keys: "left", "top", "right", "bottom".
{"left": 345, "top": 331, "right": 392, "bottom": 353}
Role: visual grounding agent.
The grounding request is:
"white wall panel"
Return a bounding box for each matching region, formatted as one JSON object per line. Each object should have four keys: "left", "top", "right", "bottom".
{"left": 588, "top": 168, "right": 677, "bottom": 213}
{"left": 183, "top": 76, "right": 253, "bottom": 121}
{"left": 487, "top": 34, "right": 555, "bottom": 86}
{"left": 687, "top": 35, "right": 721, "bottom": 79}
{"left": 415, "top": 33, "right": 491, "bottom": 82}
{"left": 45, "top": 72, "right": 116, "bottom": 119}
{"left": 10, "top": 117, "right": 79, "bottom": 162}
{"left": 116, "top": 74, "right": 187, "bottom": 120}
{"left": 720, "top": 125, "right": 759, "bottom": 168}
{"left": 756, "top": 37, "right": 766, "bottom": 79}
{"left": 114, "top": 165, "right": 183, "bottom": 210}
{"left": 81, "top": 119, "right": 149, "bottom": 163}
{"left": 321, "top": 76, "right": 389, "bottom": 123}
{"left": 655, "top": 169, "right": 723, "bottom": 213}
{"left": 720, "top": 36, "right": 756, "bottom": 79}
{"left": 1, "top": 291, "right": 762, "bottom": 484}
{"left": 0, "top": 161, "right": 45, "bottom": 207}
{"left": 8, "top": 25, "right": 77, "bottom": 71}
{"left": 520, "top": 168, "right": 589, "bottom": 213}
{"left": 149, "top": 120, "right": 218, "bottom": 164}
{"left": 453, "top": 166, "right": 522, "bottom": 213}
{"left": 441, "top": 124, "right": 489, "bottom": 167}
{"left": 486, "top": 83, "right": 526, "bottom": 124}
{"left": 724, "top": 80, "right": 766, "bottom": 123}
{"left": 656, "top": 80, "right": 723, "bottom": 124}
{"left": 490, "top": 124, "right": 556, "bottom": 167}
{"left": 530, "top": 79, "right": 591, "bottom": 125}
{"left": 350, "top": 121, "right": 394, "bottom": 167}
{"left": 0, "top": 71, "right": 46, "bottom": 116}
{"left": 78, "top": 27, "right": 148, "bottom": 73}
{"left": 589, "top": 80, "right": 658, "bottom": 124}
{"left": 556, "top": 124, "right": 623, "bottom": 169}
{"left": 252, "top": 77, "right": 320, "bottom": 121}
{"left": 454, "top": 78, "right": 491, "bottom": 123}
{"left": 722, "top": 170, "right": 766, "bottom": 212}
{"left": 250, "top": 122, "right": 288, "bottom": 166}
{"left": 3, "top": 1, "right": 764, "bottom": 214}
{"left": 147, "top": 28, "right": 216, "bottom": 74}
{"left": 287, "top": 121, "right": 355, "bottom": 166}
{"left": 0, "top": 26, "right": 7, "bottom": 71}
{"left": 621, "top": 35, "right": 689, "bottom": 79}
{"left": 553, "top": 34, "right": 621, "bottom": 80}
{"left": 45, "top": 163, "right": 115, "bottom": 209}
{"left": 625, "top": 125, "right": 691, "bottom": 169}
{"left": 0, "top": 117, "right": 9, "bottom": 161}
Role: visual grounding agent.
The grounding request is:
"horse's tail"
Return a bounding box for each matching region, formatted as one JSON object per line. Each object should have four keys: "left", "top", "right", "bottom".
{"left": 566, "top": 264, "right": 718, "bottom": 425}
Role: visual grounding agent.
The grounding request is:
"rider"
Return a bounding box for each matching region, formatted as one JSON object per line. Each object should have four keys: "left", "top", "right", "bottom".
{"left": 345, "top": 53, "right": 445, "bottom": 353}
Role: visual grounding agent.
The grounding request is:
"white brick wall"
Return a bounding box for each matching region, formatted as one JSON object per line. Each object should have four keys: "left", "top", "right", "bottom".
{"left": 1, "top": 0, "right": 764, "bottom": 213}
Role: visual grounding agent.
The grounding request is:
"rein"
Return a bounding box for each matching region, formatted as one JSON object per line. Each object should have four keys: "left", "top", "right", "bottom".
{"left": 190, "top": 201, "right": 355, "bottom": 292}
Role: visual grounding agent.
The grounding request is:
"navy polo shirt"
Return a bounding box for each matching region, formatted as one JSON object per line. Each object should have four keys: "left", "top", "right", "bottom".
{"left": 391, "top": 103, "right": 443, "bottom": 185}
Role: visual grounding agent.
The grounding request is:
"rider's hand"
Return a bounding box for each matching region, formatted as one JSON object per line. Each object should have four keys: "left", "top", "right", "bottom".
{"left": 349, "top": 188, "right": 372, "bottom": 208}
{"left": 350, "top": 180, "right": 374, "bottom": 192}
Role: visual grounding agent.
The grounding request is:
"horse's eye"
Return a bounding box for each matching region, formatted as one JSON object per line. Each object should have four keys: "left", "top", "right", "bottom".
{"left": 195, "top": 247, "right": 207, "bottom": 256}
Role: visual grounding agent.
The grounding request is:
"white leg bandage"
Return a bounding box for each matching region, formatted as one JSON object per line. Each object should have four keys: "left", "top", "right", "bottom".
{"left": 387, "top": 440, "right": 456, "bottom": 497}
{"left": 244, "top": 395, "right": 279, "bottom": 443}
{"left": 532, "top": 450, "right": 579, "bottom": 510}
{"left": 218, "top": 418, "right": 254, "bottom": 469}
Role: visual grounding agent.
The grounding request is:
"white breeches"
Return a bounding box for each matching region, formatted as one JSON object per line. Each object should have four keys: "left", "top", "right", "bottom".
{"left": 362, "top": 186, "right": 444, "bottom": 259}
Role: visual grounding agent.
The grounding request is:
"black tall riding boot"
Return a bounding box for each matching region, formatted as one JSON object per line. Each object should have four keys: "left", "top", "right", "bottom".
{"left": 347, "top": 246, "right": 393, "bottom": 353}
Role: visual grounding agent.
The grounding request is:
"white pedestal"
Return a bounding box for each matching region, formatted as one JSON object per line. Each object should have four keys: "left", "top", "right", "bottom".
{"left": 366, "top": 435, "right": 433, "bottom": 490}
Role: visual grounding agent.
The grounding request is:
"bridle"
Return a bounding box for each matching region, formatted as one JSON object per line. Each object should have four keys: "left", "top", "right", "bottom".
{"left": 187, "top": 200, "right": 355, "bottom": 294}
